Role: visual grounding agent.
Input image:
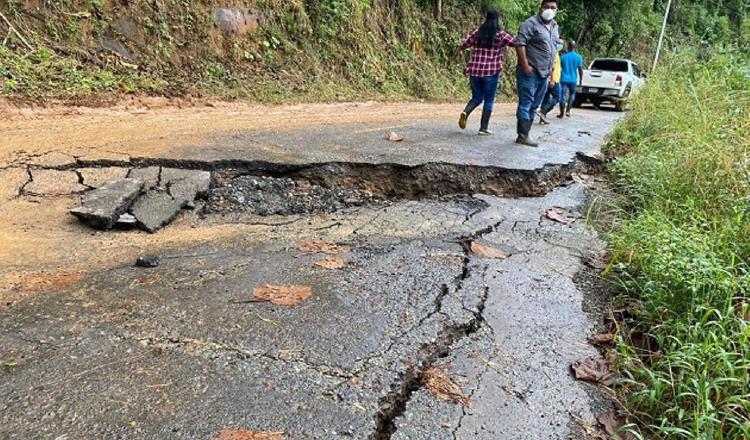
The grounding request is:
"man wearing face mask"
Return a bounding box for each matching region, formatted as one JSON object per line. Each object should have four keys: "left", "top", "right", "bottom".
{"left": 514, "top": 0, "right": 560, "bottom": 147}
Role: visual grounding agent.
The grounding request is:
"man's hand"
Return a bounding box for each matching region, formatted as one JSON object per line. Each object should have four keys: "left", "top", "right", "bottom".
{"left": 521, "top": 63, "right": 534, "bottom": 75}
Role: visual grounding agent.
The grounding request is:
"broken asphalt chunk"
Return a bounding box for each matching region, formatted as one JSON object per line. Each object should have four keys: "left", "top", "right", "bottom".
{"left": 131, "top": 188, "right": 186, "bottom": 233}
{"left": 161, "top": 168, "right": 211, "bottom": 199}
{"left": 127, "top": 167, "right": 160, "bottom": 189}
{"left": 70, "top": 178, "right": 144, "bottom": 229}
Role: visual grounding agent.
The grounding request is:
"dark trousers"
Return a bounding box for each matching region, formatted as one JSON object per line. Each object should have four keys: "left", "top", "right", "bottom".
{"left": 516, "top": 68, "right": 549, "bottom": 121}
{"left": 560, "top": 81, "right": 577, "bottom": 113}
{"left": 541, "top": 82, "right": 562, "bottom": 114}
{"left": 465, "top": 74, "right": 500, "bottom": 114}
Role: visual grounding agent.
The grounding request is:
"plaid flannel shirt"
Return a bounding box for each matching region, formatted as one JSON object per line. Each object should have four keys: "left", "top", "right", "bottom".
{"left": 460, "top": 30, "right": 516, "bottom": 77}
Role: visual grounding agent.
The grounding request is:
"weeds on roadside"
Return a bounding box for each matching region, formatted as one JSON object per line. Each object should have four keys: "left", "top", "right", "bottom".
{"left": 605, "top": 49, "right": 750, "bottom": 439}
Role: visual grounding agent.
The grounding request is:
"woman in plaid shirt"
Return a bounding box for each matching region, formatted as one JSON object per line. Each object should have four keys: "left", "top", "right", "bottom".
{"left": 454, "top": 9, "right": 517, "bottom": 135}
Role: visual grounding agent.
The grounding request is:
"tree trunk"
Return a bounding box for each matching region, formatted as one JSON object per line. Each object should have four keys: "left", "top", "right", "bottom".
{"left": 434, "top": 0, "right": 442, "bottom": 20}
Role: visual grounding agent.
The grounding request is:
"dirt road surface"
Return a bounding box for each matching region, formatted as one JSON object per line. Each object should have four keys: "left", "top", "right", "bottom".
{"left": 1, "top": 100, "right": 621, "bottom": 439}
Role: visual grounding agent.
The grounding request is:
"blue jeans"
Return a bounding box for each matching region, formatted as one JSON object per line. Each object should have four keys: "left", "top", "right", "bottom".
{"left": 541, "top": 82, "right": 562, "bottom": 114}
{"left": 560, "top": 81, "right": 577, "bottom": 113}
{"left": 516, "top": 68, "right": 549, "bottom": 121}
{"left": 466, "top": 74, "right": 499, "bottom": 113}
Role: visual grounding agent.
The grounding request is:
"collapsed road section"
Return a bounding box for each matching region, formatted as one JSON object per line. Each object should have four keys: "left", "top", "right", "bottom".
{"left": 6, "top": 152, "right": 604, "bottom": 233}
{"left": 0, "top": 109, "right": 620, "bottom": 439}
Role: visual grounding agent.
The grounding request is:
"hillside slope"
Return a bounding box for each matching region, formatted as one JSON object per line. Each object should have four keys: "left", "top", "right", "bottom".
{"left": 0, "top": 0, "right": 506, "bottom": 101}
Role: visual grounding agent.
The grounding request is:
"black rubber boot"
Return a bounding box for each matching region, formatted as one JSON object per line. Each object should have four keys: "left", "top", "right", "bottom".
{"left": 478, "top": 109, "right": 493, "bottom": 135}
{"left": 515, "top": 119, "right": 539, "bottom": 147}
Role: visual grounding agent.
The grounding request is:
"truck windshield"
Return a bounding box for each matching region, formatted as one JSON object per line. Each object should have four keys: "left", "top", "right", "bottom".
{"left": 590, "top": 60, "right": 629, "bottom": 72}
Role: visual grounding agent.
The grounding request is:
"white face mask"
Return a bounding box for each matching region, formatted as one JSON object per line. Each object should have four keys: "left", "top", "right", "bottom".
{"left": 541, "top": 9, "right": 556, "bottom": 22}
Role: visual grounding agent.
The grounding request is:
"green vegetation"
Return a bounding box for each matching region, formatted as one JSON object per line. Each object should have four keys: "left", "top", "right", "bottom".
{"left": 606, "top": 49, "right": 750, "bottom": 439}
{"left": 1, "top": 0, "right": 747, "bottom": 101}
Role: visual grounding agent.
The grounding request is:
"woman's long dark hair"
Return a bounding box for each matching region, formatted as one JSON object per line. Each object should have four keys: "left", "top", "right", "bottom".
{"left": 477, "top": 9, "right": 502, "bottom": 48}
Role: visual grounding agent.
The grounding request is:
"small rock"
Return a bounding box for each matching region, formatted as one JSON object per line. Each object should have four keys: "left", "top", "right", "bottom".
{"left": 70, "top": 178, "right": 144, "bottom": 229}
{"left": 135, "top": 255, "right": 160, "bottom": 268}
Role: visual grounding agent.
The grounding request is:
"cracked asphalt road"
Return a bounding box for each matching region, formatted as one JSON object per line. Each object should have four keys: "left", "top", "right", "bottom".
{"left": 1, "top": 102, "right": 619, "bottom": 439}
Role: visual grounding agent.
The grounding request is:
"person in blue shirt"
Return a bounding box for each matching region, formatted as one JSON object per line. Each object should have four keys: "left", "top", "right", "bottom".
{"left": 558, "top": 40, "right": 584, "bottom": 118}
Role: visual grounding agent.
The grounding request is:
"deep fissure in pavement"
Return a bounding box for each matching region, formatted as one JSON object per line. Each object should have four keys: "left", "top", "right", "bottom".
{"left": 371, "top": 228, "right": 494, "bottom": 439}
{"left": 13, "top": 155, "right": 603, "bottom": 219}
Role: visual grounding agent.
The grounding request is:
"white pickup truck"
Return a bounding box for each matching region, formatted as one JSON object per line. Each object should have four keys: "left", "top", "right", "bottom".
{"left": 575, "top": 58, "right": 645, "bottom": 111}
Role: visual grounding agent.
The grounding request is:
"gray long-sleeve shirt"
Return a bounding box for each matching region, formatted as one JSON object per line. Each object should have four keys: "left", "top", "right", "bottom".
{"left": 516, "top": 15, "right": 559, "bottom": 78}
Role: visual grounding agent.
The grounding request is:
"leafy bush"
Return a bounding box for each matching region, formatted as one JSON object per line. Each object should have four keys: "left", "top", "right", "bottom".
{"left": 608, "top": 49, "right": 750, "bottom": 439}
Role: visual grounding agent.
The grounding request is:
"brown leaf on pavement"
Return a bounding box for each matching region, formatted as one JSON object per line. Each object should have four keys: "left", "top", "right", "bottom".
{"left": 314, "top": 256, "right": 345, "bottom": 270}
{"left": 571, "top": 356, "right": 618, "bottom": 386}
{"left": 14, "top": 270, "right": 87, "bottom": 292}
{"left": 253, "top": 284, "right": 312, "bottom": 306}
{"left": 422, "top": 366, "right": 471, "bottom": 406}
{"left": 385, "top": 131, "right": 405, "bottom": 142}
{"left": 588, "top": 333, "right": 615, "bottom": 345}
{"left": 545, "top": 207, "right": 576, "bottom": 225}
{"left": 598, "top": 411, "right": 629, "bottom": 440}
{"left": 297, "top": 240, "right": 351, "bottom": 254}
{"left": 212, "top": 429, "right": 285, "bottom": 440}
{"left": 470, "top": 241, "right": 510, "bottom": 259}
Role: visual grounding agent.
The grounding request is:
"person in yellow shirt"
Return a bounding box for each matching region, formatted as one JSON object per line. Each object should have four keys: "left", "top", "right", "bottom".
{"left": 537, "top": 39, "right": 564, "bottom": 124}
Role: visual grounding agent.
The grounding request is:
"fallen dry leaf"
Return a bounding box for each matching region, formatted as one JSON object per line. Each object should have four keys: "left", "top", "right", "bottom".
{"left": 297, "top": 240, "right": 351, "bottom": 254}
{"left": 13, "top": 270, "right": 87, "bottom": 292}
{"left": 314, "top": 256, "right": 345, "bottom": 270}
{"left": 470, "top": 241, "right": 510, "bottom": 259}
{"left": 545, "top": 207, "right": 576, "bottom": 225}
{"left": 598, "top": 411, "right": 629, "bottom": 440}
{"left": 385, "top": 131, "right": 405, "bottom": 142}
{"left": 571, "top": 356, "right": 618, "bottom": 386}
{"left": 588, "top": 333, "right": 615, "bottom": 345}
{"left": 212, "top": 429, "right": 285, "bottom": 440}
{"left": 253, "top": 284, "right": 312, "bottom": 306}
{"left": 422, "top": 366, "right": 471, "bottom": 406}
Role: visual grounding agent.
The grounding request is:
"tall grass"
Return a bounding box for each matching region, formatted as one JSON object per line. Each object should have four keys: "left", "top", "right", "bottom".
{"left": 607, "top": 48, "right": 750, "bottom": 439}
